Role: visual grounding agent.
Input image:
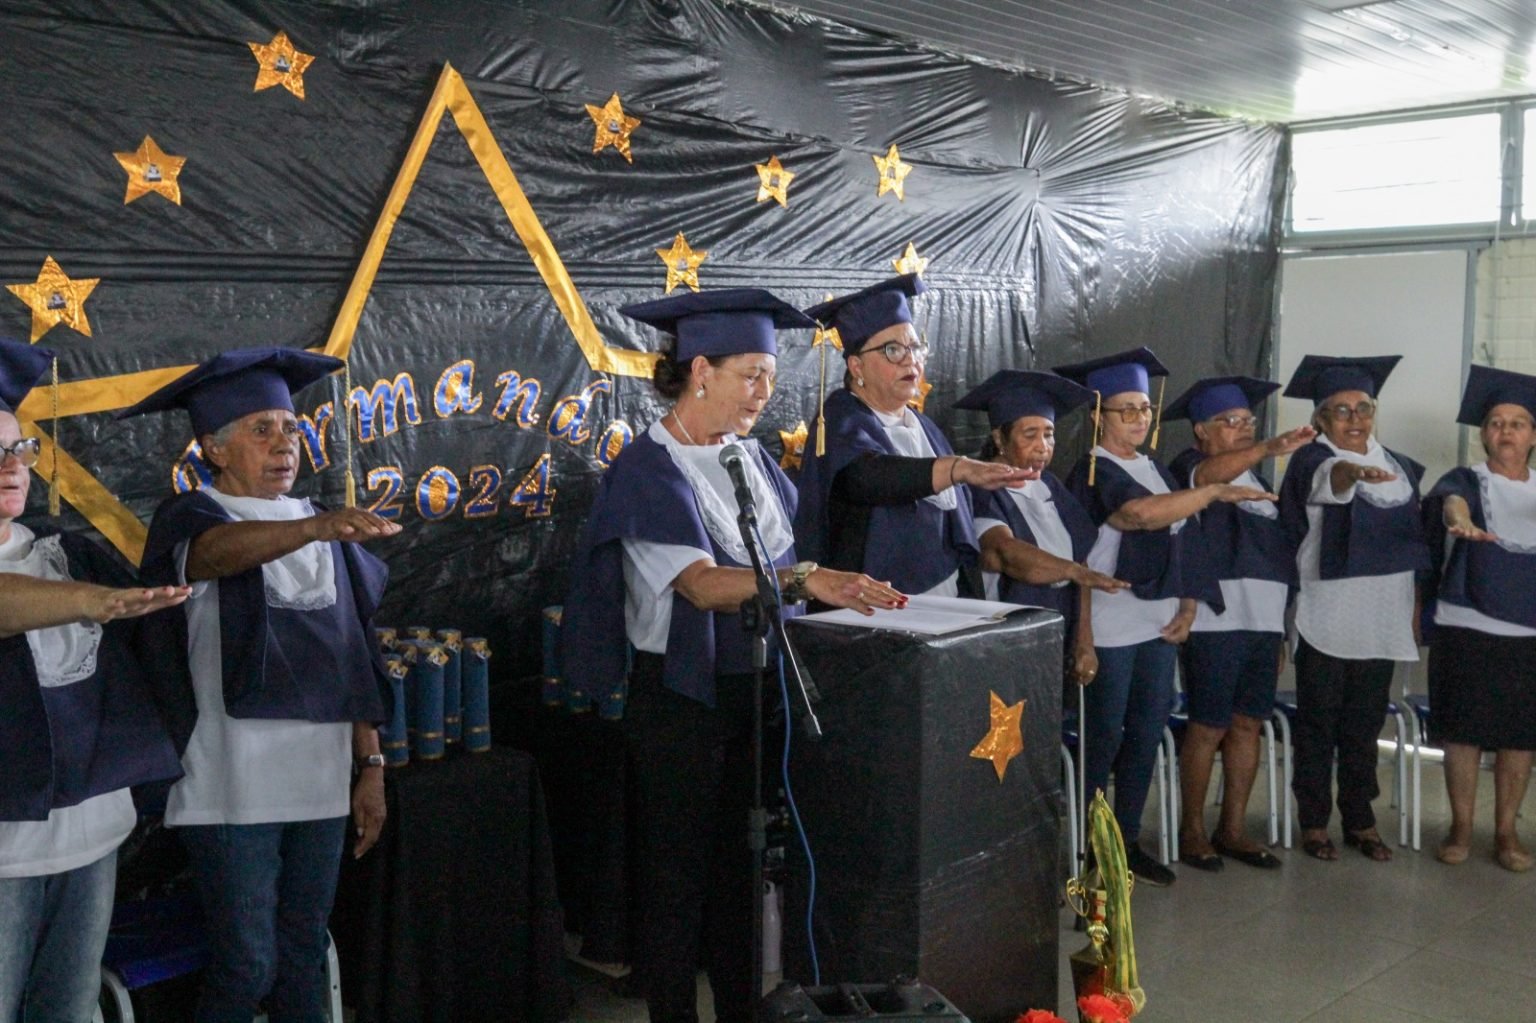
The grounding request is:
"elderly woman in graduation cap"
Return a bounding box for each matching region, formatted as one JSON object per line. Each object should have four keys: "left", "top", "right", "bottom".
{"left": 1278, "top": 354, "right": 1429, "bottom": 863}
{"left": 1055, "top": 347, "right": 1275, "bottom": 887}
{"left": 1163, "top": 376, "right": 1315, "bottom": 872}
{"left": 954, "top": 369, "right": 1130, "bottom": 684}
{"left": 561, "top": 289, "right": 902, "bottom": 1023}
{"left": 793, "top": 275, "right": 1029, "bottom": 597}
{"left": 1423, "top": 364, "right": 1536, "bottom": 872}
{"left": 0, "top": 339, "right": 187, "bottom": 1021}
{"left": 119, "top": 347, "right": 400, "bottom": 1021}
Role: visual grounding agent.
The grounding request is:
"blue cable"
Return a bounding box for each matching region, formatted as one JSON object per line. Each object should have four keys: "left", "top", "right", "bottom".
{"left": 749, "top": 519, "right": 820, "bottom": 986}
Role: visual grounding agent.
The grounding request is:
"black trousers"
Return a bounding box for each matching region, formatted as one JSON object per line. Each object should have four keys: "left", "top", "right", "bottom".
{"left": 625, "top": 653, "right": 763, "bottom": 1023}
{"left": 1292, "top": 637, "right": 1395, "bottom": 833}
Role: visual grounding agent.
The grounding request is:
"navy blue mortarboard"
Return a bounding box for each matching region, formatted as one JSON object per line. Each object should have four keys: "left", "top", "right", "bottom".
{"left": 1051, "top": 346, "right": 1169, "bottom": 399}
{"left": 954, "top": 370, "right": 1094, "bottom": 430}
{"left": 1164, "top": 375, "right": 1280, "bottom": 424}
{"left": 1456, "top": 363, "right": 1536, "bottom": 426}
{"left": 1283, "top": 354, "right": 1400, "bottom": 404}
{"left": 620, "top": 288, "right": 815, "bottom": 362}
{"left": 0, "top": 339, "right": 55, "bottom": 415}
{"left": 803, "top": 274, "right": 926, "bottom": 358}
{"left": 117, "top": 347, "right": 344, "bottom": 437}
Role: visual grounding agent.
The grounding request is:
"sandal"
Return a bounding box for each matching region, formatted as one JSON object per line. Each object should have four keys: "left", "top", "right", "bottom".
{"left": 1211, "top": 834, "right": 1281, "bottom": 869}
{"left": 1301, "top": 836, "right": 1338, "bottom": 861}
{"left": 1344, "top": 830, "right": 1393, "bottom": 862}
{"left": 1436, "top": 838, "right": 1470, "bottom": 865}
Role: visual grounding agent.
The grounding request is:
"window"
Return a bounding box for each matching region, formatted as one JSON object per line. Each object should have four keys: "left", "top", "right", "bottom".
{"left": 1290, "top": 112, "right": 1502, "bottom": 233}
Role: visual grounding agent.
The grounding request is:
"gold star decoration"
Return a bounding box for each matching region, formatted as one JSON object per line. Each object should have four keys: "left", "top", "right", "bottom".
{"left": 7, "top": 257, "right": 100, "bottom": 342}
{"left": 586, "top": 93, "right": 641, "bottom": 163}
{"left": 114, "top": 136, "right": 187, "bottom": 205}
{"left": 969, "top": 690, "right": 1025, "bottom": 782}
{"left": 909, "top": 376, "right": 933, "bottom": 414}
{"left": 755, "top": 154, "right": 795, "bottom": 207}
{"left": 656, "top": 233, "right": 707, "bottom": 294}
{"left": 778, "top": 421, "right": 809, "bottom": 472}
{"left": 249, "top": 31, "right": 314, "bottom": 99}
{"left": 873, "top": 143, "right": 912, "bottom": 201}
{"left": 892, "top": 241, "right": 929, "bottom": 276}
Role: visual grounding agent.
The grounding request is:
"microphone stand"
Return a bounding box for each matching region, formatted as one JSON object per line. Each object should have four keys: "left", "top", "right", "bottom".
{"left": 726, "top": 461, "right": 821, "bottom": 1023}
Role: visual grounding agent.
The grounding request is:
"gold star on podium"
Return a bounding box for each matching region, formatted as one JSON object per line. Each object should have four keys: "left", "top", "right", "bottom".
{"left": 249, "top": 31, "right": 314, "bottom": 99}
{"left": 7, "top": 257, "right": 100, "bottom": 342}
{"left": 892, "top": 241, "right": 929, "bottom": 276}
{"left": 873, "top": 143, "right": 912, "bottom": 201}
{"left": 970, "top": 690, "right": 1025, "bottom": 782}
{"left": 656, "top": 233, "right": 707, "bottom": 293}
{"left": 909, "top": 376, "right": 933, "bottom": 414}
{"left": 114, "top": 136, "right": 186, "bottom": 205}
{"left": 586, "top": 93, "right": 641, "bottom": 163}
{"left": 755, "top": 155, "right": 795, "bottom": 207}
{"left": 778, "top": 421, "right": 809, "bottom": 472}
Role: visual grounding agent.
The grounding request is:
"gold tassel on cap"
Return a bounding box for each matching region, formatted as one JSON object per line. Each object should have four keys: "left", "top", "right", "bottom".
{"left": 1149, "top": 375, "right": 1166, "bottom": 452}
{"left": 1088, "top": 389, "right": 1102, "bottom": 487}
{"left": 342, "top": 361, "right": 357, "bottom": 508}
{"left": 47, "top": 356, "right": 60, "bottom": 516}
{"left": 811, "top": 294, "right": 841, "bottom": 458}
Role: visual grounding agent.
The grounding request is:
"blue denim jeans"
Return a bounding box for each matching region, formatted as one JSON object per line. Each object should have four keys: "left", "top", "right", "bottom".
{"left": 1084, "top": 638, "right": 1178, "bottom": 842}
{"left": 0, "top": 849, "right": 118, "bottom": 1023}
{"left": 178, "top": 817, "right": 346, "bottom": 1023}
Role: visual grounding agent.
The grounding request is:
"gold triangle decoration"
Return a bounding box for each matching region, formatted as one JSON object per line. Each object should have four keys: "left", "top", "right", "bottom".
{"left": 14, "top": 62, "right": 658, "bottom": 565}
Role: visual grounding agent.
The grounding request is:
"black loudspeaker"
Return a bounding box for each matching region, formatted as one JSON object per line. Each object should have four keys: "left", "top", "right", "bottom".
{"left": 762, "top": 979, "right": 971, "bottom": 1022}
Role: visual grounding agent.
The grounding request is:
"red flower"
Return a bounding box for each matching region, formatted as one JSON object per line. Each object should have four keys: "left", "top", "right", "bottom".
{"left": 1077, "top": 993, "right": 1130, "bottom": 1023}
{"left": 1016, "top": 1010, "right": 1068, "bottom": 1023}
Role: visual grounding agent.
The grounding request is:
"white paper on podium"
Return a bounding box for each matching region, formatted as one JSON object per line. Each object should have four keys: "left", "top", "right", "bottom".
{"left": 796, "top": 594, "right": 1043, "bottom": 635}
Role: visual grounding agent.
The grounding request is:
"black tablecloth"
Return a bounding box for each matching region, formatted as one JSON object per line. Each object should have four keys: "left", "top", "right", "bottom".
{"left": 332, "top": 747, "right": 572, "bottom": 1022}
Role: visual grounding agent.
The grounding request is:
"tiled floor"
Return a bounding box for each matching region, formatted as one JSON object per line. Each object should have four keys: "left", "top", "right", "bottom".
{"left": 567, "top": 753, "right": 1536, "bottom": 1023}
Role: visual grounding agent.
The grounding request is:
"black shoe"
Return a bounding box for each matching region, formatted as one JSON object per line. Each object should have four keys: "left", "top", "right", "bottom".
{"left": 1211, "top": 834, "right": 1282, "bottom": 870}
{"left": 1125, "top": 845, "right": 1176, "bottom": 887}
{"left": 1179, "top": 847, "right": 1224, "bottom": 872}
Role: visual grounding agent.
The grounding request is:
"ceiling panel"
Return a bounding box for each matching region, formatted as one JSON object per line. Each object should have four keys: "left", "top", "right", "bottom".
{"left": 763, "top": 0, "right": 1536, "bottom": 122}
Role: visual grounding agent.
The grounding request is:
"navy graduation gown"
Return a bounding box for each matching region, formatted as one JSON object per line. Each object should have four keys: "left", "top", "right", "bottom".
{"left": 0, "top": 528, "right": 182, "bottom": 822}
{"left": 561, "top": 433, "right": 801, "bottom": 708}
{"left": 1423, "top": 466, "right": 1536, "bottom": 629}
{"left": 792, "top": 388, "right": 978, "bottom": 594}
{"left": 138, "top": 491, "right": 391, "bottom": 754}
{"left": 968, "top": 472, "right": 1095, "bottom": 622}
{"left": 1278, "top": 441, "right": 1430, "bottom": 581}
{"left": 1066, "top": 453, "right": 1193, "bottom": 603}
{"left": 1168, "top": 447, "right": 1295, "bottom": 593}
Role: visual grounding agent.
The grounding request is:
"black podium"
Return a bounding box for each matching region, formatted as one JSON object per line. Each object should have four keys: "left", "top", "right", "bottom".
{"left": 782, "top": 608, "right": 1063, "bottom": 1023}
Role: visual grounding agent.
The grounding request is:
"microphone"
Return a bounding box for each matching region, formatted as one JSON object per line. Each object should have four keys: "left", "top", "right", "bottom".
{"left": 719, "top": 443, "right": 757, "bottom": 522}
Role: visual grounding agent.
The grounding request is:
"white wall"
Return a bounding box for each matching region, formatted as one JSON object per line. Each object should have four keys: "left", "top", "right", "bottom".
{"left": 1275, "top": 249, "right": 1471, "bottom": 490}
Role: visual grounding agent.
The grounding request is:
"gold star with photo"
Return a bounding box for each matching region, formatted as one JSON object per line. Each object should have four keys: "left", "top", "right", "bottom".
{"left": 969, "top": 690, "right": 1025, "bottom": 782}
{"left": 755, "top": 155, "right": 795, "bottom": 207}
{"left": 778, "top": 421, "right": 809, "bottom": 472}
{"left": 656, "top": 233, "right": 707, "bottom": 294}
{"left": 114, "top": 136, "right": 186, "bottom": 205}
{"left": 249, "top": 31, "right": 315, "bottom": 99}
{"left": 7, "top": 257, "right": 100, "bottom": 342}
{"left": 586, "top": 93, "right": 641, "bottom": 163}
{"left": 872, "top": 143, "right": 912, "bottom": 201}
{"left": 892, "top": 241, "right": 929, "bottom": 276}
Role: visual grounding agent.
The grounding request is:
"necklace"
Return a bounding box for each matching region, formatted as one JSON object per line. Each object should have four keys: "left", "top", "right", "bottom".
{"left": 670, "top": 409, "right": 698, "bottom": 445}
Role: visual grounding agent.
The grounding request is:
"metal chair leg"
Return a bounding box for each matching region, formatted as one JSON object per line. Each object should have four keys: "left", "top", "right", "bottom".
{"left": 1262, "top": 717, "right": 1279, "bottom": 847}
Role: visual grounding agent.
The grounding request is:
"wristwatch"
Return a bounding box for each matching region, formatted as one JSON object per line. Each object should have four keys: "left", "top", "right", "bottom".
{"left": 354, "top": 753, "right": 386, "bottom": 771}
{"left": 783, "top": 561, "right": 818, "bottom": 603}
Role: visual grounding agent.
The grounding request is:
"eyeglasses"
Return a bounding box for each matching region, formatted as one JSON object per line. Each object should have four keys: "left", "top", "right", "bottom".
{"left": 1209, "top": 414, "right": 1258, "bottom": 429}
{"left": 1323, "top": 401, "right": 1376, "bottom": 421}
{"left": 0, "top": 437, "right": 41, "bottom": 468}
{"left": 866, "top": 340, "right": 930, "bottom": 365}
{"left": 717, "top": 366, "right": 776, "bottom": 393}
{"left": 1101, "top": 404, "right": 1154, "bottom": 423}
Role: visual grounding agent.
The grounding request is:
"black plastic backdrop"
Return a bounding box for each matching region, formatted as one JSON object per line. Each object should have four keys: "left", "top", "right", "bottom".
{"left": 0, "top": 0, "right": 1287, "bottom": 678}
